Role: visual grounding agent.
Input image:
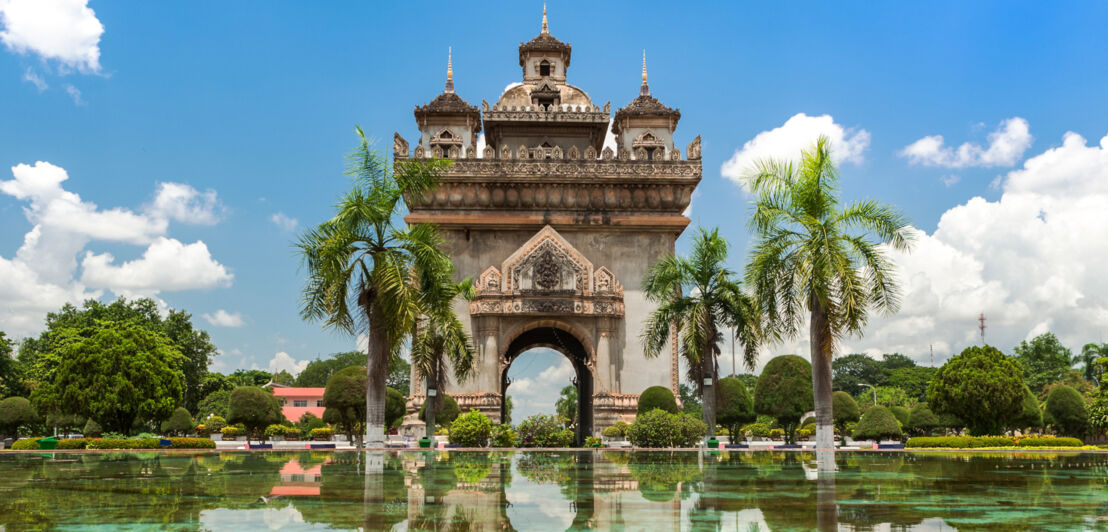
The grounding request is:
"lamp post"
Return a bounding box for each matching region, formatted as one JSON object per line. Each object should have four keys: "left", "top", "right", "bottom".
{"left": 860, "top": 383, "right": 877, "bottom": 406}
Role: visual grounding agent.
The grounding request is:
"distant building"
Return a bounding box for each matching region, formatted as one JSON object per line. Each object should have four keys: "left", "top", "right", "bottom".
{"left": 271, "top": 387, "right": 326, "bottom": 423}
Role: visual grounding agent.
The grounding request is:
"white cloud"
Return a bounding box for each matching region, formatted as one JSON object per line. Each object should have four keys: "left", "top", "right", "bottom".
{"left": 900, "top": 117, "right": 1032, "bottom": 168}
{"left": 64, "top": 83, "right": 83, "bottom": 105}
{"left": 22, "top": 67, "right": 45, "bottom": 90}
{"left": 201, "top": 309, "right": 245, "bottom": 328}
{"left": 269, "top": 351, "right": 309, "bottom": 376}
{"left": 0, "top": 161, "right": 232, "bottom": 338}
{"left": 602, "top": 120, "right": 617, "bottom": 154}
{"left": 81, "top": 237, "right": 233, "bottom": 293}
{"left": 721, "top": 113, "right": 870, "bottom": 187}
{"left": 475, "top": 133, "right": 486, "bottom": 158}
{"left": 0, "top": 0, "right": 104, "bottom": 73}
{"left": 850, "top": 129, "right": 1108, "bottom": 363}
{"left": 148, "top": 182, "right": 223, "bottom": 225}
{"left": 940, "top": 174, "right": 961, "bottom": 187}
{"left": 269, "top": 212, "right": 298, "bottom": 231}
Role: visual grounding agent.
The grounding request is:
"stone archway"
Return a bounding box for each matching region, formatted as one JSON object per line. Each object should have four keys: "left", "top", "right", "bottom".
{"left": 501, "top": 325, "right": 594, "bottom": 445}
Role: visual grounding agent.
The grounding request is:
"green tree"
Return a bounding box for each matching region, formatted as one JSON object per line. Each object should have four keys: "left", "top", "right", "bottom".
{"left": 754, "top": 355, "right": 814, "bottom": 444}
{"left": 30, "top": 320, "right": 185, "bottom": 435}
{"left": 882, "top": 353, "right": 916, "bottom": 371}
{"left": 0, "top": 332, "right": 25, "bottom": 398}
{"left": 503, "top": 396, "right": 514, "bottom": 425}
{"left": 1045, "top": 384, "right": 1088, "bottom": 438}
{"left": 229, "top": 369, "right": 271, "bottom": 387}
{"left": 852, "top": 406, "right": 903, "bottom": 441}
{"left": 227, "top": 386, "right": 283, "bottom": 442}
{"left": 745, "top": 137, "right": 912, "bottom": 450}
{"left": 716, "top": 375, "right": 755, "bottom": 438}
{"left": 832, "top": 391, "right": 860, "bottom": 443}
{"left": 411, "top": 275, "right": 476, "bottom": 439}
{"left": 555, "top": 385, "right": 578, "bottom": 427}
{"left": 637, "top": 386, "right": 679, "bottom": 415}
{"left": 642, "top": 227, "right": 763, "bottom": 437}
{"left": 1014, "top": 332, "right": 1075, "bottom": 395}
{"left": 197, "top": 389, "right": 231, "bottom": 419}
{"left": 1012, "top": 385, "right": 1043, "bottom": 432}
{"left": 887, "top": 366, "right": 937, "bottom": 403}
{"left": 323, "top": 366, "right": 368, "bottom": 447}
{"left": 161, "top": 407, "right": 194, "bottom": 436}
{"left": 296, "top": 351, "right": 367, "bottom": 387}
{"left": 677, "top": 383, "right": 702, "bottom": 418}
{"left": 161, "top": 309, "right": 219, "bottom": 413}
{"left": 1079, "top": 343, "right": 1107, "bottom": 385}
{"left": 832, "top": 354, "right": 886, "bottom": 397}
{"left": 0, "top": 397, "right": 36, "bottom": 438}
{"left": 419, "top": 394, "right": 460, "bottom": 427}
{"left": 196, "top": 372, "right": 233, "bottom": 404}
{"left": 385, "top": 387, "right": 406, "bottom": 430}
{"left": 888, "top": 405, "right": 910, "bottom": 426}
{"left": 906, "top": 403, "right": 939, "bottom": 436}
{"left": 927, "top": 345, "right": 1024, "bottom": 435}
{"left": 271, "top": 370, "right": 296, "bottom": 386}
{"left": 298, "top": 127, "right": 450, "bottom": 446}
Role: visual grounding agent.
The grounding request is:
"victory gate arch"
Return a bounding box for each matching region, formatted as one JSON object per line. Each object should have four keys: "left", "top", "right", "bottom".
{"left": 397, "top": 11, "right": 701, "bottom": 440}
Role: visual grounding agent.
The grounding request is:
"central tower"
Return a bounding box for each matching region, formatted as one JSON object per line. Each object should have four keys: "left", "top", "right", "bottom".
{"left": 396, "top": 9, "right": 702, "bottom": 441}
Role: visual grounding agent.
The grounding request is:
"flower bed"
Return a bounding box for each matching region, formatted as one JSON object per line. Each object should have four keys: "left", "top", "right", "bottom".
{"left": 8, "top": 437, "right": 215, "bottom": 450}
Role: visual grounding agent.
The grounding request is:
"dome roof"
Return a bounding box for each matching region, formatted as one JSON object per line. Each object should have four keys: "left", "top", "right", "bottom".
{"left": 494, "top": 82, "right": 594, "bottom": 108}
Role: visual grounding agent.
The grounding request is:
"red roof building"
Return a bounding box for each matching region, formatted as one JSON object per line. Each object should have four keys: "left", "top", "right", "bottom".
{"left": 271, "top": 387, "right": 326, "bottom": 423}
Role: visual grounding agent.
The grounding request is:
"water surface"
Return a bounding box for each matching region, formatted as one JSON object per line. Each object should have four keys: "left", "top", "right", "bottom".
{"left": 0, "top": 450, "right": 1105, "bottom": 531}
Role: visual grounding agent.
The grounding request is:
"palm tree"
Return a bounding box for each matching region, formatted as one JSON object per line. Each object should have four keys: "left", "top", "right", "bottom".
{"left": 298, "top": 126, "right": 452, "bottom": 447}
{"left": 744, "top": 136, "right": 912, "bottom": 450}
{"left": 1081, "top": 343, "right": 1108, "bottom": 385}
{"left": 642, "top": 227, "right": 763, "bottom": 437}
{"left": 411, "top": 274, "right": 477, "bottom": 439}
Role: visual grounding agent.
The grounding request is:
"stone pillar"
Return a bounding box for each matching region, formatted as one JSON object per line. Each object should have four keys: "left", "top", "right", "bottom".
{"left": 477, "top": 318, "right": 501, "bottom": 420}
{"left": 595, "top": 318, "right": 614, "bottom": 393}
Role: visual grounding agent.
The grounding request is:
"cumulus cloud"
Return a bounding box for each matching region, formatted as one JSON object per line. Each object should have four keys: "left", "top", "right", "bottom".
{"left": 269, "top": 351, "right": 309, "bottom": 377}
{"left": 0, "top": 0, "right": 104, "bottom": 73}
{"left": 201, "top": 309, "right": 245, "bottom": 328}
{"left": 720, "top": 113, "right": 870, "bottom": 188}
{"left": 900, "top": 117, "right": 1032, "bottom": 168}
{"left": 0, "top": 161, "right": 231, "bottom": 337}
{"left": 269, "top": 212, "right": 298, "bottom": 231}
{"left": 149, "top": 182, "right": 223, "bottom": 225}
{"left": 506, "top": 352, "right": 575, "bottom": 420}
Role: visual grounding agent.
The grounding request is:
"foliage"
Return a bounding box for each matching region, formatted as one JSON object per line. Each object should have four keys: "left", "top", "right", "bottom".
{"left": 768, "top": 428, "right": 785, "bottom": 439}
{"left": 887, "top": 366, "right": 937, "bottom": 402}
{"left": 46, "top": 413, "right": 85, "bottom": 436}
{"left": 741, "top": 422, "right": 771, "bottom": 438}
{"left": 584, "top": 436, "right": 602, "bottom": 446}
{"left": 228, "top": 369, "right": 272, "bottom": 387}
{"left": 641, "top": 227, "right": 763, "bottom": 437}
{"left": 832, "top": 391, "right": 860, "bottom": 436}
{"left": 1012, "top": 385, "right": 1043, "bottom": 431}
{"left": 491, "top": 424, "right": 517, "bottom": 447}
{"left": 888, "top": 405, "right": 910, "bottom": 426}
{"left": 297, "top": 129, "right": 452, "bottom": 445}
{"left": 1045, "top": 385, "right": 1088, "bottom": 437}
{"left": 205, "top": 416, "right": 227, "bottom": 432}
{"left": 324, "top": 365, "right": 367, "bottom": 446}
{"left": 906, "top": 403, "right": 940, "bottom": 436}
{"left": 161, "top": 407, "right": 193, "bottom": 436}
{"left": 220, "top": 426, "right": 241, "bottom": 438}
{"left": 852, "top": 406, "right": 903, "bottom": 441}
{"left": 906, "top": 435, "right": 1084, "bottom": 448}
{"left": 227, "top": 386, "right": 283, "bottom": 440}
{"left": 0, "top": 332, "right": 22, "bottom": 397}
{"left": 411, "top": 273, "right": 476, "bottom": 438}
{"left": 602, "top": 421, "right": 629, "bottom": 438}
{"left": 197, "top": 389, "right": 231, "bottom": 420}
{"left": 516, "top": 414, "right": 574, "bottom": 447}
{"left": 1040, "top": 370, "right": 1095, "bottom": 399}
{"left": 0, "top": 396, "right": 37, "bottom": 437}
{"left": 30, "top": 319, "right": 185, "bottom": 435}
{"left": 1079, "top": 343, "right": 1107, "bottom": 385}
{"left": 832, "top": 353, "right": 887, "bottom": 396}
{"left": 677, "top": 383, "right": 702, "bottom": 418}
{"left": 927, "top": 345, "right": 1025, "bottom": 435}
{"left": 625, "top": 409, "right": 707, "bottom": 448}
{"left": 449, "top": 409, "right": 492, "bottom": 447}
{"left": 309, "top": 427, "right": 334, "bottom": 440}
{"left": 754, "top": 355, "right": 813, "bottom": 444}
{"left": 418, "top": 393, "right": 460, "bottom": 427}
{"left": 82, "top": 437, "right": 215, "bottom": 450}
{"left": 298, "top": 412, "right": 326, "bottom": 433}
{"left": 264, "top": 424, "right": 288, "bottom": 437}
{"left": 10, "top": 438, "right": 37, "bottom": 450}
{"left": 637, "top": 386, "right": 679, "bottom": 415}
{"left": 271, "top": 370, "right": 296, "bottom": 386}
{"left": 857, "top": 385, "right": 913, "bottom": 411}
{"left": 385, "top": 387, "right": 406, "bottom": 430}
{"left": 716, "top": 375, "right": 755, "bottom": 438}
{"left": 1014, "top": 332, "right": 1075, "bottom": 395}
{"left": 82, "top": 418, "right": 103, "bottom": 437}
{"left": 295, "top": 351, "right": 367, "bottom": 387}
{"left": 1090, "top": 385, "right": 1108, "bottom": 436}
{"left": 555, "top": 385, "right": 578, "bottom": 426}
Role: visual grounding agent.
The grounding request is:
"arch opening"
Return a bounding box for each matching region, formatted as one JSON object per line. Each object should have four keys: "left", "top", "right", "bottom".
{"left": 501, "top": 326, "right": 593, "bottom": 445}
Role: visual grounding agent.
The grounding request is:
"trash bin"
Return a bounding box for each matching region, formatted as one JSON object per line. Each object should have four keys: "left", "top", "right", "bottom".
{"left": 37, "top": 437, "right": 59, "bottom": 450}
{"left": 706, "top": 437, "right": 720, "bottom": 449}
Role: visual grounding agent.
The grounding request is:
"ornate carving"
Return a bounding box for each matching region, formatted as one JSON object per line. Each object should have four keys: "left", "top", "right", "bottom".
{"left": 552, "top": 145, "right": 563, "bottom": 160}
{"left": 634, "top": 147, "right": 647, "bottom": 160}
{"left": 393, "top": 132, "right": 409, "bottom": 158}
{"left": 468, "top": 295, "right": 624, "bottom": 317}
{"left": 503, "top": 226, "right": 592, "bottom": 294}
{"left": 483, "top": 145, "right": 495, "bottom": 159}
{"left": 618, "top": 147, "right": 629, "bottom": 161}
{"left": 448, "top": 145, "right": 461, "bottom": 159}
{"left": 431, "top": 146, "right": 444, "bottom": 158}
{"left": 593, "top": 266, "right": 623, "bottom": 296}
{"left": 567, "top": 145, "right": 580, "bottom": 160}
{"left": 532, "top": 250, "right": 563, "bottom": 290}
{"left": 413, "top": 145, "right": 425, "bottom": 158}
{"left": 670, "top": 148, "right": 681, "bottom": 161}
{"left": 687, "top": 135, "right": 702, "bottom": 160}
{"left": 585, "top": 146, "right": 598, "bottom": 160}
{"left": 500, "top": 144, "right": 512, "bottom": 159}
{"left": 466, "top": 146, "right": 476, "bottom": 159}
{"left": 478, "top": 266, "right": 502, "bottom": 293}
{"left": 601, "top": 147, "right": 613, "bottom": 160}
{"left": 517, "top": 144, "right": 529, "bottom": 159}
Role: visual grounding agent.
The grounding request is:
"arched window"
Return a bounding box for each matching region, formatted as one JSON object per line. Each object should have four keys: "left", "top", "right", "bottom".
{"left": 539, "top": 60, "right": 551, "bottom": 77}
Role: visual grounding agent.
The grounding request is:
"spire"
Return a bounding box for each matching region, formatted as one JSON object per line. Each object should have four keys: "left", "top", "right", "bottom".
{"left": 640, "top": 49, "right": 650, "bottom": 97}
{"left": 444, "top": 46, "right": 454, "bottom": 93}
{"left": 541, "top": 3, "right": 549, "bottom": 34}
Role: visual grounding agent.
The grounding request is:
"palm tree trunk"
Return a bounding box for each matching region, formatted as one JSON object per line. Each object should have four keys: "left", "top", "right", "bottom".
{"left": 810, "top": 296, "right": 835, "bottom": 450}
{"left": 365, "top": 314, "right": 388, "bottom": 448}
{"left": 424, "top": 362, "right": 438, "bottom": 439}
{"left": 701, "top": 337, "right": 717, "bottom": 438}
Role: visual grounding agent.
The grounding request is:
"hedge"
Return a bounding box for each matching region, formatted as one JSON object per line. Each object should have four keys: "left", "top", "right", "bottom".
{"left": 626, "top": 409, "right": 706, "bottom": 448}
{"left": 449, "top": 409, "right": 493, "bottom": 447}
{"left": 906, "top": 435, "right": 1084, "bottom": 448}
{"left": 6, "top": 437, "right": 216, "bottom": 450}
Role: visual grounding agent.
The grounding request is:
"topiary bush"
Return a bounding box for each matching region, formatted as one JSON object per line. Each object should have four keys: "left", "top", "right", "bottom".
{"left": 637, "top": 386, "right": 679, "bottom": 415}
{"left": 491, "top": 424, "right": 517, "bottom": 447}
{"left": 602, "top": 421, "right": 628, "bottom": 439}
{"left": 419, "top": 394, "right": 461, "bottom": 427}
{"left": 264, "top": 424, "right": 287, "bottom": 438}
{"left": 57, "top": 438, "right": 90, "bottom": 450}
{"left": 717, "top": 376, "right": 755, "bottom": 438}
{"left": 309, "top": 427, "right": 333, "bottom": 440}
{"left": 220, "top": 426, "right": 241, "bottom": 438}
{"left": 625, "top": 409, "right": 706, "bottom": 448}
{"left": 283, "top": 427, "right": 302, "bottom": 440}
{"left": 161, "top": 407, "right": 194, "bottom": 436}
{"left": 0, "top": 397, "right": 37, "bottom": 438}
{"left": 927, "top": 345, "right": 1024, "bottom": 435}
{"left": 852, "top": 406, "right": 903, "bottom": 441}
{"left": 768, "top": 428, "right": 785, "bottom": 440}
{"left": 449, "top": 409, "right": 493, "bottom": 447}
{"left": 1045, "top": 385, "right": 1088, "bottom": 437}
{"left": 1016, "top": 436, "right": 1084, "bottom": 447}
{"left": 889, "top": 406, "right": 910, "bottom": 427}
{"left": 10, "top": 438, "right": 38, "bottom": 450}
{"left": 298, "top": 412, "right": 326, "bottom": 433}
{"left": 754, "top": 355, "right": 813, "bottom": 444}
{"left": 516, "top": 414, "right": 574, "bottom": 447}
{"left": 906, "top": 403, "right": 940, "bottom": 436}
{"left": 741, "top": 422, "right": 771, "bottom": 439}
{"left": 82, "top": 419, "right": 103, "bottom": 438}
{"left": 832, "top": 391, "right": 860, "bottom": 438}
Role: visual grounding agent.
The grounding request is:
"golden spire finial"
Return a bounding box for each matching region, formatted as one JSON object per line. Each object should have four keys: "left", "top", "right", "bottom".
{"left": 541, "top": 3, "right": 548, "bottom": 34}
{"left": 642, "top": 50, "right": 647, "bottom": 83}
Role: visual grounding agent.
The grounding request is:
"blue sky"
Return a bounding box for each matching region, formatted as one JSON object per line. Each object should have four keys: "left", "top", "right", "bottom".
{"left": 2, "top": 1, "right": 1107, "bottom": 419}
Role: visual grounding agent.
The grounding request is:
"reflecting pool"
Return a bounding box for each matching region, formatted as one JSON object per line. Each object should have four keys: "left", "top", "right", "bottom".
{"left": 0, "top": 450, "right": 1105, "bottom": 531}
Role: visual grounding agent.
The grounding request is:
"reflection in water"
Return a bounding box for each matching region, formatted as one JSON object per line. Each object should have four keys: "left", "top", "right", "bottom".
{"left": 0, "top": 450, "right": 1105, "bottom": 530}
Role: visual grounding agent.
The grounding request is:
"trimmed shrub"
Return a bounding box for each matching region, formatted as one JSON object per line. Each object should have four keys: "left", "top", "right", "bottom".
{"left": 1012, "top": 385, "right": 1043, "bottom": 430}
{"left": 832, "top": 391, "right": 861, "bottom": 437}
{"left": 852, "top": 406, "right": 903, "bottom": 441}
{"left": 0, "top": 397, "right": 36, "bottom": 437}
{"left": 906, "top": 435, "right": 1084, "bottom": 448}
{"left": 205, "top": 416, "right": 227, "bottom": 432}
{"left": 906, "top": 403, "right": 940, "bottom": 436}
{"left": 264, "top": 424, "right": 287, "bottom": 438}
{"left": 1045, "top": 385, "right": 1088, "bottom": 437}
{"left": 796, "top": 428, "right": 813, "bottom": 439}
{"left": 491, "top": 424, "right": 517, "bottom": 447}
{"left": 449, "top": 409, "right": 493, "bottom": 447}
{"left": 754, "top": 355, "right": 813, "bottom": 444}
{"left": 161, "top": 407, "right": 194, "bottom": 436}
{"left": 11, "top": 438, "right": 40, "bottom": 450}
{"left": 418, "top": 394, "right": 461, "bottom": 427}
{"left": 516, "top": 414, "right": 574, "bottom": 447}
{"left": 742, "top": 422, "right": 771, "bottom": 439}
{"left": 385, "top": 387, "right": 406, "bottom": 429}
{"left": 637, "top": 386, "right": 679, "bottom": 415}
{"left": 82, "top": 419, "right": 103, "bottom": 438}
{"left": 602, "top": 421, "right": 629, "bottom": 439}
{"left": 889, "top": 406, "right": 910, "bottom": 426}
{"left": 309, "top": 427, "right": 333, "bottom": 440}
{"left": 167, "top": 437, "right": 216, "bottom": 449}
{"left": 283, "top": 427, "right": 302, "bottom": 440}
{"left": 626, "top": 409, "right": 707, "bottom": 448}
{"left": 717, "top": 376, "right": 756, "bottom": 438}
{"left": 1016, "top": 436, "right": 1083, "bottom": 447}
{"left": 57, "top": 438, "right": 90, "bottom": 450}
{"left": 927, "top": 345, "right": 1024, "bottom": 435}
{"left": 585, "top": 436, "right": 602, "bottom": 447}
{"left": 220, "top": 426, "right": 241, "bottom": 438}
{"left": 769, "top": 428, "right": 785, "bottom": 440}
{"left": 298, "top": 412, "right": 326, "bottom": 433}
{"left": 227, "top": 386, "right": 283, "bottom": 439}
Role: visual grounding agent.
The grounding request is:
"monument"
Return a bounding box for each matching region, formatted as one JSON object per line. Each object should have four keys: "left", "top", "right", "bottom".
{"left": 395, "top": 8, "right": 701, "bottom": 440}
